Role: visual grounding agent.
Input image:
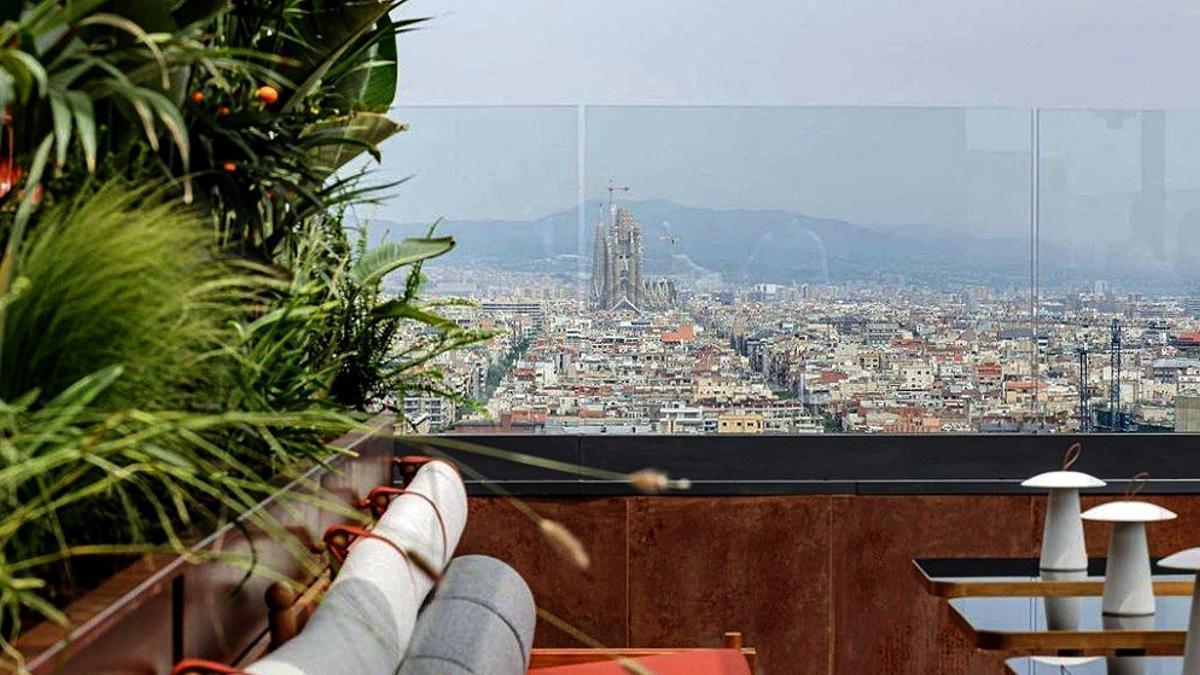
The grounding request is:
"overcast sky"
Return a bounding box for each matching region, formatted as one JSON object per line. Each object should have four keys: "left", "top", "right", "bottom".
{"left": 397, "top": 0, "right": 1200, "bottom": 109}
{"left": 372, "top": 0, "right": 1200, "bottom": 254}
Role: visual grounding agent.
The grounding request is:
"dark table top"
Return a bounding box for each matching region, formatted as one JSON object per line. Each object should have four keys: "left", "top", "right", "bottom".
{"left": 914, "top": 557, "right": 1194, "bottom": 599}
{"left": 914, "top": 557, "right": 1196, "bottom": 654}
{"left": 1006, "top": 655, "right": 1183, "bottom": 674}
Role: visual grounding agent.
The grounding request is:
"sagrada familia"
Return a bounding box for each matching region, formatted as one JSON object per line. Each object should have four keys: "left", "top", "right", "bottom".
{"left": 590, "top": 201, "right": 676, "bottom": 312}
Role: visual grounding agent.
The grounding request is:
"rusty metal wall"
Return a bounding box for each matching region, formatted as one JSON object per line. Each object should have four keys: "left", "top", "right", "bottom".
{"left": 456, "top": 493, "right": 1200, "bottom": 675}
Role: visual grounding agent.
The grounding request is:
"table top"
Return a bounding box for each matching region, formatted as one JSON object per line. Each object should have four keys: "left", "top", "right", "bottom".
{"left": 915, "top": 558, "right": 1196, "bottom": 654}
{"left": 914, "top": 557, "right": 1194, "bottom": 599}
{"left": 951, "top": 595, "right": 1190, "bottom": 651}
{"left": 1006, "top": 656, "right": 1183, "bottom": 674}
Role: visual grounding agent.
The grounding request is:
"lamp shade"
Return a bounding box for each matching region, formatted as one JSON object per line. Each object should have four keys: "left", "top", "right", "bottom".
{"left": 1022, "top": 470, "right": 1106, "bottom": 489}
{"left": 1082, "top": 500, "right": 1176, "bottom": 617}
{"left": 1081, "top": 501, "right": 1176, "bottom": 523}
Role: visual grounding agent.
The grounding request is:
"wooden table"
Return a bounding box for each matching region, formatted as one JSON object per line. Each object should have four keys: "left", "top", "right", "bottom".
{"left": 915, "top": 558, "right": 1193, "bottom": 656}
{"left": 913, "top": 558, "right": 1194, "bottom": 599}
{"left": 1005, "top": 655, "right": 1182, "bottom": 674}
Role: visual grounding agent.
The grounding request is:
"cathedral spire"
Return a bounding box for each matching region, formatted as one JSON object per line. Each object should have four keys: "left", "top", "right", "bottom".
{"left": 591, "top": 182, "right": 673, "bottom": 312}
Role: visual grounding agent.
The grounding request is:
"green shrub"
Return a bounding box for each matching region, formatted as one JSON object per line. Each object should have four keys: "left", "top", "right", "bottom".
{"left": 1, "top": 183, "right": 225, "bottom": 406}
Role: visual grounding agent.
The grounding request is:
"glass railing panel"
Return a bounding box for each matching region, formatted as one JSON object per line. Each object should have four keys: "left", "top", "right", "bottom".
{"left": 1037, "top": 110, "right": 1200, "bottom": 432}
{"left": 369, "top": 106, "right": 581, "bottom": 432}
{"left": 366, "top": 104, "right": 1200, "bottom": 435}
{"left": 572, "top": 105, "right": 1035, "bottom": 433}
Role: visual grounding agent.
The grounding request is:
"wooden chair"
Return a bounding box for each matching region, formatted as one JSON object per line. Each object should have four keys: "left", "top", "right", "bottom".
{"left": 526, "top": 632, "right": 757, "bottom": 671}
{"left": 215, "top": 466, "right": 757, "bottom": 673}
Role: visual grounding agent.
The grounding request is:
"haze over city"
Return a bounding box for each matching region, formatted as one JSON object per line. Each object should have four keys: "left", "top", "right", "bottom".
{"left": 369, "top": 106, "right": 1200, "bottom": 285}
{"left": 357, "top": 2, "right": 1200, "bottom": 438}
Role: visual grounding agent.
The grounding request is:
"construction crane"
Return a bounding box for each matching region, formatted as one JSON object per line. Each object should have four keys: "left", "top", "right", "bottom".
{"left": 605, "top": 179, "right": 630, "bottom": 226}
{"left": 1110, "top": 317, "right": 1123, "bottom": 431}
{"left": 1076, "top": 346, "right": 1091, "bottom": 432}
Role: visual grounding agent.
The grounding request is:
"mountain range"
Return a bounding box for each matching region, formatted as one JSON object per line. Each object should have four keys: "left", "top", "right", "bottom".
{"left": 368, "top": 199, "right": 1188, "bottom": 291}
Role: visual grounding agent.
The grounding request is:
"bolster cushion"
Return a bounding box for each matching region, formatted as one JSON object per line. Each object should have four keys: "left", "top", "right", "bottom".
{"left": 396, "top": 555, "right": 536, "bottom": 675}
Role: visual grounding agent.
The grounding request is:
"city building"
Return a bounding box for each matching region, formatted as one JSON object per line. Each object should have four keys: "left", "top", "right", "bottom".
{"left": 591, "top": 200, "right": 676, "bottom": 312}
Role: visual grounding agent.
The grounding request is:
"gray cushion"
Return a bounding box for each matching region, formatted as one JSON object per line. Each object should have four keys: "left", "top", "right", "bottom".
{"left": 253, "top": 577, "right": 402, "bottom": 675}
{"left": 396, "top": 555, "right": 536, "bottom": 675}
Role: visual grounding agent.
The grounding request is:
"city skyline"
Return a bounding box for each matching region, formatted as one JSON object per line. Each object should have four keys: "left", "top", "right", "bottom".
{"left": 381, "top": 196, "right": 1200, "bottom": 437}
{"left": 403, "top": 263, "right": 1200, "bottom": 435}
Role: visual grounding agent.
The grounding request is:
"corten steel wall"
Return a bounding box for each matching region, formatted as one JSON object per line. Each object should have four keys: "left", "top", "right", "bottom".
{"left": 410, "top": 433, "right": 1200, "bottom": 674}
{"left": 455, "top": 493, "right": 1200, "bottom": 675}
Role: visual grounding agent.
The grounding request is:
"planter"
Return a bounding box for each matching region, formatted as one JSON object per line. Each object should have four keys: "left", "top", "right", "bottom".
{"left": 9, "top": 415, "right": 396, "bottom": 675}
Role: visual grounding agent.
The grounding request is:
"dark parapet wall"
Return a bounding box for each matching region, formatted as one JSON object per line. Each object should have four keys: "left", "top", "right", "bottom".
{"left": 403, "top": 433, "right": 1200, "bottom": 496}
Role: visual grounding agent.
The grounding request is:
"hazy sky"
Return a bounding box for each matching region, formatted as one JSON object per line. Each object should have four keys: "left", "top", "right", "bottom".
{"left": 371, "top": 1, "right": 1200, "bottom": 254}
{"left": 397, "top": 0, "right": 1200, "bottom": 109}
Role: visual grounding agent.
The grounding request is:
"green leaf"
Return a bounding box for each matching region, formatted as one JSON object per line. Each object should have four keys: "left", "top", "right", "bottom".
{"left": 77, "top": 13, "right": 170, "bottom": 89}
{"left": 171, "top": 0, "right": 231, "bottom": 29}
{"left": 64, "top": 90, "right": 97, "bottom": 172}
{"left": 102, "top": 79, "right": 159, "bottom": 151}
{"left": 280, "top": 0, "right": 400, "bottom": 112}
{"left": 141, "top": 444, "right": 197, "bottom": 471}
{"left": 141, "top": 88, "right": 190, "bottom": 166}
{"left": 332, "top": 15, "right": 398, "bottom": 109}
{"left": 301, "top": 112, "right": 404, "bottom": 178}
{"left": 0, "top": 275, "right": 30, "bottom": 313}
{"left": 371, "top": 300, "right": 459, "bottom": 330}
{"left": 363, "top": 18, "right": 398, "bottom": 108}
{"left": 0, "top": 53, "right": 31, "bottom": 104}
{"left": 15, "top": 2, "right": 62, "bottom": 37}
{"left": 18, "top": 587, "right": 69, "bottom": 627}
{"left": 105, "top": 0, "right": 177, "bottom": 33}
{"left": 36, "top": 366, "right": 124, "bottom": 426}
{"left": 1, "top": 49, "right": 48, "bottom": 102}
{"left": 48, "top": 91, "right": 73, "bottom": 169}
{"left": 0, "top": 69, "right": 14, "bottom": 112}
{"left": 63, "top": 0, "right": 108, "bottom": 23}
{"left": 13, "top": 135, "right": 53, "bottom": 234}
{"left": 350, "top": 237, "right": 454, "bottom": 286}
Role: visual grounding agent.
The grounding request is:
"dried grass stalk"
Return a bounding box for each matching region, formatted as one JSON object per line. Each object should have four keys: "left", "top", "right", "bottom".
{"left": 538, "top": 518, "right": 591, "bottom": 570}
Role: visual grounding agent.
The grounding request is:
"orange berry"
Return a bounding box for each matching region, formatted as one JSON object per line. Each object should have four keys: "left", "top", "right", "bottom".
{"left": 216, "top": 106, "right": 231, "bottom": 118}
{"left": 256, "top": 85, "right": 279, "bottom": 105}
{"left": 190, "top": 91, "right": 204, "bottom": 104}
{"left": 221, "top": 162, "right": 237, "bottom": 174}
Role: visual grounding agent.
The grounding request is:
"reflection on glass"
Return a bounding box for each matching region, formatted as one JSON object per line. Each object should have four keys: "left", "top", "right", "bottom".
{"left": 1039, "top": 111, "right": 1200, "bottom": 434}
{"left": 1041, "top": 569, "right": 1085, "bottom": 630}
{"left": 367, "top": 106, "right": 581, "bottom": 432}
{"left": 951, "top": 595, "right": 1190, "bottom": 632}
{"left": 362, "top": 105, "right": 1200, "bottom": 434}
{"left": 1105, "top": 613, "right": 1154, "bottom": 675}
